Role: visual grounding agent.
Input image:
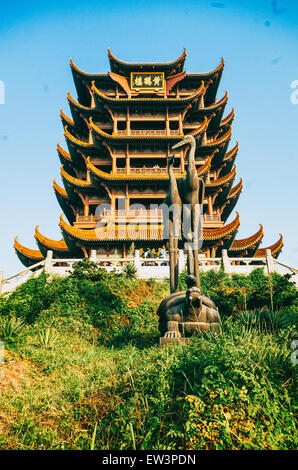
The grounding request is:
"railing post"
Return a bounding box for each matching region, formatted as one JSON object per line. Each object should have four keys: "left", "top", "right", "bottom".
{"left": 89, "top": 250, "right": 97, "bottom": 262}
{"left": 221, "top": 249, "right": 231, "bottom": 273}
{"left": 44, "top": 250, "right": 53, "bottom": 274}
{"left": 134, "top": 250, "right": 141, "bottom": 273}
{"left": 178, "top": 249, "right": 185, "bottom": 272}
{"left": 0, "top": 270, "right": 4, "bottom": 295}
{"left": 266, "top": 249, "right": 275, "bottom": 274}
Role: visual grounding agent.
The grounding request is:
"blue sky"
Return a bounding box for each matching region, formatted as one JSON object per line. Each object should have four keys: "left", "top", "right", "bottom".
{"left": 0, "top": 0, "right": 297, "bottom": 275}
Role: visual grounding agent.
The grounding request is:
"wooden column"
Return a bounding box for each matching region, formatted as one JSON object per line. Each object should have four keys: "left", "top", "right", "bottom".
{"left": 111, "top": 194, "right": 116, "bottom": 210}
{"left": 208, "top": 196, "right": 213, "bottom": 216}
{"left": 125, "top": 184, "right": 129, "bottom": 211}
{"left": 126, "top": 144, "right": 130, "bottom": 174}
{"left": 127, "top": 106, "right": 131, "bottom": 136}
{"left": 179, "top": 114, "right": 183, "bottom": 134}
{"left": 166, "top": 106, "right": 170, "bottom": 135}
{"left": 112, "top": 156, "right": 117, "bottom": 173}
{"left": 84, "top": 202, "right": 89, "bottom": 217}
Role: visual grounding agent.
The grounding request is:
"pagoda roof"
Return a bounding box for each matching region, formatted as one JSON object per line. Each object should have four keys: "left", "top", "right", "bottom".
{"left": 217, "top": 142, "right": 239, "bottom": 175}
{"left": 220, "top": 108, "right": 235, "bottom": 127}
{"left": 228, "top": 178, "right": 243, "bottom": 199}
{"left": 64, "top": 126, "right": 94, "bottom": 150}
{"left": 60, "top": 108, "right": 75, "bottom": 128}
{"left": 70, "top": 54, "right": 224, "bottom": 107}
{"left": 61, "top": 165, "right": 93, "bottom": 190}
{"left": 70, "top": 58, "right": 111, "bottom": 106}
{"left": 14, "top": 237, "right": 44, "bottom": 267}
{"left": 220, "top": 178, "right": 243, "bottom": 223}
{"left": 188, "top": 92, "right": 228, "bottom": 127}
{"left": 67, "top": 92, "right": 104, "bottom": 121}
{"left": 108, "top": 48, "right": 187, "bottom": 76}
{"left": 59, "top": 211, "right": 239, "bottom": 243}
{"left": 202, "top": 126, "right": 232, "bottom": 150}
{"left": 53, "top": 179, "right": 77, "bottom": 224}
{"left": 223, "top": 141, "right": 239, "bottom": 163}
{"left": 229, "top": 225, "right": 264, "bottom": 252}
{"left": 203, "top": 212, "right": 240, "bottom": 241}
{"left": 87, "top": 156, "right": 211, "bottom": 182}
{"left": 194, "top": 91, "right": 228, "bottom": 115}
{"left": 255, "top": 235, "right": 284, "bottom": 259}
{"left": 207, "top": 165, "right": 236, "bottom": 189}
{"left": 91, "top": 81, "right": 205, "bottom": 107}
{"left": 185, "top": 58, "right": 224, "bottom": 82}
{"left": 59, "top": 214, "right": 164, "bottom": 242}
{"left": 183, "top": 59, "right": 224, "bottom": 106}
{"left": 53, "top": 179, "right": 69, "bottom": 198}
{"left": 34, "top": 226, "right": 70, "bottom": 254}
{"left": 70, "top": 57, "right": 109, "bottom": 80}
{"left": 57, "top": 142, "right": 72, "bottom": 166}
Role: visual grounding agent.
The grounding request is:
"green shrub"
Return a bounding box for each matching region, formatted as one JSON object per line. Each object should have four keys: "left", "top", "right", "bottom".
{"left": 0, "top": 315, "right": 25, "bottom": 341}
{"left": 235, "top": 308, "right": 293, "bottom": 333}
{"left": 70, "top": 258, "right": 108, "bottom": 282}
{"left": 178, "top": 268, "right": 298, "bottom": 316}
{"left": 0, "top": 268, "right": 296, "bottom": 450}
{"left": 95, "top": 323, "right": 297, "bottom": 450}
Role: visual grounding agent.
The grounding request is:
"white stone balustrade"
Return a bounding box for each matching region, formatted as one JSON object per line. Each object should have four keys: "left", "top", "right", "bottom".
{"left": 1, "top": 250, "right": 297, "bottom": 294}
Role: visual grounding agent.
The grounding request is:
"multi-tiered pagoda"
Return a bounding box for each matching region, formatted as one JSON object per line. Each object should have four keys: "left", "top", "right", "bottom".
{"left": 14, "top": 49, "right": 283, "bottom": 267}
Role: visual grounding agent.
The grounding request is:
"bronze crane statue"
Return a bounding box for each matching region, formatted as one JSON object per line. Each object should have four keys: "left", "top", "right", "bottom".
{"left": 163, "top": 154, "right": 182, "bottom": 294}
{"left": 158, "top": 135, "right": 220, "bottom": 345}
{"left": 171, "top": 135, "right": 205, "bottom": 288}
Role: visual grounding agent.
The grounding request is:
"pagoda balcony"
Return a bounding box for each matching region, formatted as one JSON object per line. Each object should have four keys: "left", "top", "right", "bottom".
{"left": 73, "top": 212, "right": 223, "bottom": 228}
{"left": 115, "top": 167, "right": 181, "bottom": 175}
{"left": 116, "top": 115, "right": 180, "bottom": 121}
{"left": 117, "top": 129, "right": 180, "bottom": 137}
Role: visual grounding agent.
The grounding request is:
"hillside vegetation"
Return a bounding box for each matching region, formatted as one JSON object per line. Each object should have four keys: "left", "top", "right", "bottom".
{"left": 0, "top": 260, "right": 297, "bottom": 450}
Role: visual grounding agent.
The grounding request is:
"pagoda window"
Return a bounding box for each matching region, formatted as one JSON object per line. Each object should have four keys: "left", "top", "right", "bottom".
{"left": 169, "top": 121, "right": 179, "bottom": 130}
{"left": 115, "top": 197, "right": 126, "bottom": 211}
{"left": 116, "top": 158, "right": 126, "bottom": 169}
{"left": 130, "top": 197, "right": 164, "bottom": 209}
{"left": 117, "top": 121, "right": 126, "bottom": 131}
{"left": 130, "top": 121, "right": 165, "bottom": 131}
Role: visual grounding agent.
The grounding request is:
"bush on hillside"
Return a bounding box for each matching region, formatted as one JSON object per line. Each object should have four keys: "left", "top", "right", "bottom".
{"left": 180, "top": 267, "right": 298, "bottom": 316}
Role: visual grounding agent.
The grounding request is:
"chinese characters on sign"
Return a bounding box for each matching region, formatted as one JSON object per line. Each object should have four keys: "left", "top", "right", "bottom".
{"left": 131, "top": 73, "right": 164, "bottom": 90}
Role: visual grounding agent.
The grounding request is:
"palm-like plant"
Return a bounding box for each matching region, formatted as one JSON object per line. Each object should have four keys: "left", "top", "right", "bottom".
{"left": 122, "top": 263, "right": 138, "bottom": 280}
{"left": 0, "top": 316, "right": 25, "bottom": 341}
{"left": 236, "top": 308, "right": 291, "bottom": 333}
{"left": 34, "top": 327, "right": 60, "bottom": 349}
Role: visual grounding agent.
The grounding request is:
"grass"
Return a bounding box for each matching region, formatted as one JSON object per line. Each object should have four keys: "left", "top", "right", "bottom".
{"left": 0, "top": 266, "right": 297, "bottom": 450}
